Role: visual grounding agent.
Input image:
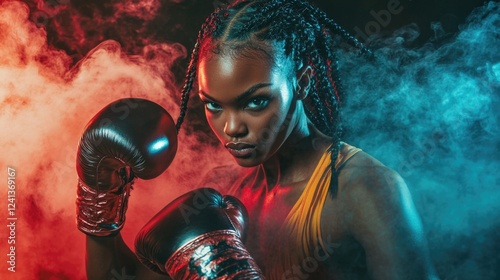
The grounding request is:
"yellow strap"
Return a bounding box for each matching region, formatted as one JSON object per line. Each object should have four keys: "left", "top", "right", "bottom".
{"left": 268, "top": 145, "right": 332, "bottom": 279}
{"left": 334, "top": 142, "right": 363, "bottom": 171}
{"left": 283, "top": 144, "right": 332, "bottom": 256}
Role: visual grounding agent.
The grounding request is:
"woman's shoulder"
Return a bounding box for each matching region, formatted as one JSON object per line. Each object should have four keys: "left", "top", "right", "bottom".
{"left": 328, "top": 148, "right": 438, "bottom": 279}
{"left": 338, "top": 149, "right": 399, "bottom": 184}
{"left": 333, "top": 147, "right": 409, "bottom": 214}
{"left": 335, "top": 148, "right": 413, "bottom": 226}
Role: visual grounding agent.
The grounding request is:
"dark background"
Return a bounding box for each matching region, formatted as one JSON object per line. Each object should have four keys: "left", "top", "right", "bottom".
{"left": 26, "top": 0, "right": 487, "bottom": 80}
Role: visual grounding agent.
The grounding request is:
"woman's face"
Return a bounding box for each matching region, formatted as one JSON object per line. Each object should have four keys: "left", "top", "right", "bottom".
{"left": 198, "top": 50, "right": 303, "bottom": 167}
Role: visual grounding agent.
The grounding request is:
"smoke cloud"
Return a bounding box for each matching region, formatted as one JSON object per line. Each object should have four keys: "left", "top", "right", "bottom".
{"left": 340, "top": 2, "right": 500, "bottom": 279}
{"left": 0, "top": 0, "right": 498, "bottom": 279}
{"left": 0, "top": 1, "right": 232, "bottom": 279}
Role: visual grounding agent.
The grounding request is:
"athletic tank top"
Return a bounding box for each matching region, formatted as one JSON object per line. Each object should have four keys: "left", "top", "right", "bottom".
{"left": 268, "top": 141, "right": 362, "bottom": 279}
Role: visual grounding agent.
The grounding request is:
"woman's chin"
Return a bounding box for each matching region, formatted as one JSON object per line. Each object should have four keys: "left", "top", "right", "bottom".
{"left": 232, "top": 154, "right": 262, "bottom": 168}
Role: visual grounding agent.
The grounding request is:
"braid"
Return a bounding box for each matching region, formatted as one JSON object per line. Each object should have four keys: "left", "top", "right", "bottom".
{"left": 176, "top": 0, "right": 370, "bottom": 195}
{"left": 175, "top": 8, "right": 227, "bottom": 131}
{"left": 273, "top": 0, "right": 350, "bottom": 195}
{"left": 314, "top": 8, "right": 373, "bottom": 57}
{"left": 175, "top": 39, "right": 200, "bottom": 131}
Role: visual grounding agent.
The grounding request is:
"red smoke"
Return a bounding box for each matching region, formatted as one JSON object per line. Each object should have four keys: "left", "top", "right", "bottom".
{"left": 0, "top": 1, "right": 234, "bottom": 278}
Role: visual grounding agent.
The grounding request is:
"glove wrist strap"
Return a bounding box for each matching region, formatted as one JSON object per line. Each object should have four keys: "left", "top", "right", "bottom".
{"left": 76, "top": 179, "right": 133, "bottom": 237}
{"left": 165, "top": 229, "right": 264, "bottom": 279}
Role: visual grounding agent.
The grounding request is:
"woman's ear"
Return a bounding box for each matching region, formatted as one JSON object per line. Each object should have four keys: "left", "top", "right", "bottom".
{"left": 296, "top": 65, "right": 312, "bottom": 100}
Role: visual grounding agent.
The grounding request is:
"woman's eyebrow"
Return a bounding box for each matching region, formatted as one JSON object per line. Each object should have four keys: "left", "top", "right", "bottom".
{"left": 199, "top": 83, "right": 273, "bottom": 103}
{"left": 235, "top": 83, "right": 273, "bottom": 103}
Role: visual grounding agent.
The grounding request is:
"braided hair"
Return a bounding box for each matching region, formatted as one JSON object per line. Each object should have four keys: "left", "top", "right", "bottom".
{"left": 176, "top": 0, "right": 370, "bottom": 196}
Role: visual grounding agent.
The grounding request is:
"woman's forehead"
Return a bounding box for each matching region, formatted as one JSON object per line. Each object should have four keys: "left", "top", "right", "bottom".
{"left": 199, "top": 50, "right": 293, "bottom": 81}
{"left": 200, "top": 38, "right": 290, "bottom": 64}
{"left": 199, "top": 53, "right": 272, "bottom": 87}
{"left": 197, "top": 51, "right": 293, "bottom": 99}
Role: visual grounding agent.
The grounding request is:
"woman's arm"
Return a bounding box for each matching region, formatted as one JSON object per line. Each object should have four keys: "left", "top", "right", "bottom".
{"left": 341, "top": 165, "right": 439, "bottom": 280}
{"left": 86, "top": 234, "right": 169, "bottom": 280}
{"left": 75, "top": 97, "right": 178, "bottom": 280}
{"left": 85, "top": 162, "right": 240, "bottom": 280}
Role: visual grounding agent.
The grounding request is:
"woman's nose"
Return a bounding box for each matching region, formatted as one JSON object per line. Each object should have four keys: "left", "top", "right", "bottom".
{"left": 224, "top": 113, "right": 248, "bottom": 138}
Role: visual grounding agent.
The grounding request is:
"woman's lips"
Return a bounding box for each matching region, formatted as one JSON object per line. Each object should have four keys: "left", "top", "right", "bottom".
{"left": 225, "top": 142, "right": 256, "bottom": 158}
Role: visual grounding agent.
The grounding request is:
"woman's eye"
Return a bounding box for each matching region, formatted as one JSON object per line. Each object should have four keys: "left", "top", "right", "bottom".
{"left": 246, "top": 97, "right": 270, "bottom": 110}
{"left": 204, "top": 102, "right": 222, "bottom": 112}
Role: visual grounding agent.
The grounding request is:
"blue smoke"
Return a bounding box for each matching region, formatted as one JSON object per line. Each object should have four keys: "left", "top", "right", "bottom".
{"left": 340, "top": 2, "right": 499, "bottom": 279}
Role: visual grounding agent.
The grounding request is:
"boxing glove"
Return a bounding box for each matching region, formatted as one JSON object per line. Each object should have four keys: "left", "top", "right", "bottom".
{"left": 76, "top": 98, "right": 177, "bottom": 237}
{"left": 135, "top": 188, "right": 264, "bottom": 279}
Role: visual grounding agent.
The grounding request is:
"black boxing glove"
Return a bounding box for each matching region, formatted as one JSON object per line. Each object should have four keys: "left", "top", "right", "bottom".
{"left": 135, "top": 188, "right": 264, "bottom": 279}
{"left": 76, "top": 98, "right": 177, "bottom": 237}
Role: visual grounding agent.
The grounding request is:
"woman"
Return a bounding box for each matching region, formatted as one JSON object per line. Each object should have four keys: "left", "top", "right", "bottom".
{"left": 83, "top": 0, "right": 439, "bottom": 279}
{"left": 177, "top": 0, "right": 439, "bottom": 278}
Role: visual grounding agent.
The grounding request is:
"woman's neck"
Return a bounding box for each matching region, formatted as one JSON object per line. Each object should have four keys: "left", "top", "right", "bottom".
{"left": 260, "top": 123, "right": 332, "bottom": 189}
